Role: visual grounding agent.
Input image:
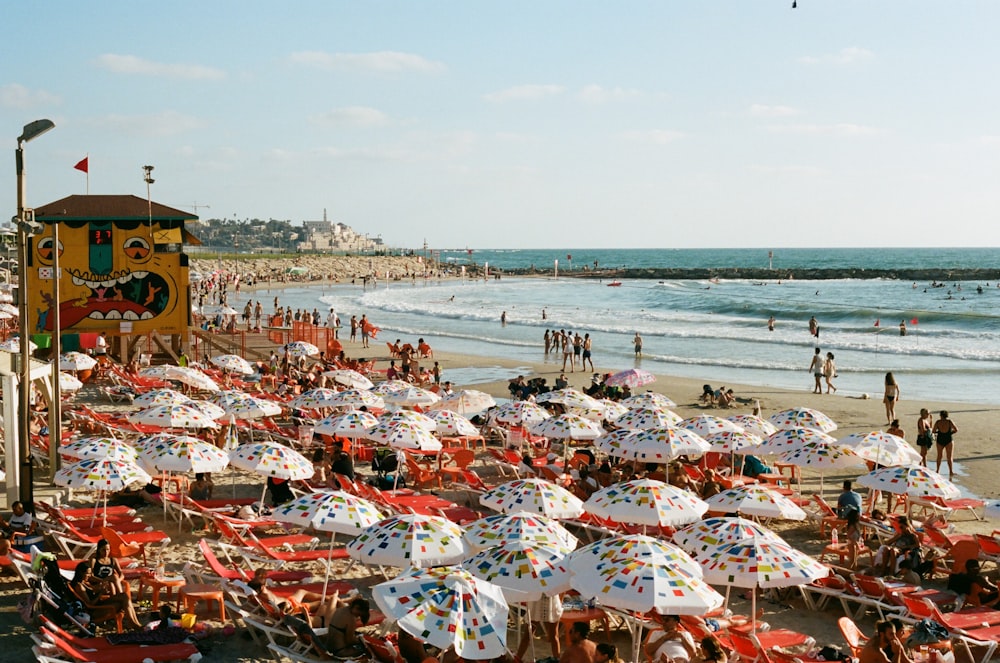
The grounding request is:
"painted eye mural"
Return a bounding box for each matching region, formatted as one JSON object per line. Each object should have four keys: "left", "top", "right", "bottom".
{"left": 36, "top": 236, "right": 64, "bottom": 262}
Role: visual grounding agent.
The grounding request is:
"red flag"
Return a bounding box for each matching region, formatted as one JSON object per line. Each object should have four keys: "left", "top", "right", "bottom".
{"left": 74, "top": 157, "right": 89, "bottom": 173}
{"left": 874, "top": 319, "right": 880, "bottom": 327}
{"left": 910, "top": 318, "right": 918, "bottom": 325}
{"left": 567, "top": 254, "right": 572, "bottom": 261}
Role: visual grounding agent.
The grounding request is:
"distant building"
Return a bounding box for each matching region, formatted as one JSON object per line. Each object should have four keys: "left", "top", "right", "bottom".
{"left": 297, "top": 209, "right": 382, "bottom": 252}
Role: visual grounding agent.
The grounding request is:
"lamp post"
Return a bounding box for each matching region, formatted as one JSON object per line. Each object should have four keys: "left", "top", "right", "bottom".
{"left": 15, "top": 118, "right": 55, "bottom": 506}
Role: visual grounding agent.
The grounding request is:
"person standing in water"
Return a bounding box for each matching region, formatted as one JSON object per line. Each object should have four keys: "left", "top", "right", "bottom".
{"left": 501, "top": 311, "right": 507, "bottom": 326}
{"left": 633, "top": 332, "right": 643, "bottom": 358}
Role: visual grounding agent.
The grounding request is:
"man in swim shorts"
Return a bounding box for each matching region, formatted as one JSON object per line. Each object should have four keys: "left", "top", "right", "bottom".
{"left": 808, "top": 347, "right": 823, "bottom": 394}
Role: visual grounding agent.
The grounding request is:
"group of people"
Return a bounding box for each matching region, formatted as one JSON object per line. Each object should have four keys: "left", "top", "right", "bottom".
{"left": 542, "top": 330, "right": 595, "bottom": 373}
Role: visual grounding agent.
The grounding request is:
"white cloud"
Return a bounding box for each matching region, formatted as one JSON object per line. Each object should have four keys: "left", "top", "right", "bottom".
{"left": 95, "top": 54, "right": 225, "bottom": 80}
{"left": 288, "top": 51, "right": 445, "bottom": 73}
{"left": 311, "top": 106, "right": 390, "bottom": 127}
{"left": 95, "top": 110, "right": 206, "bottom": 136}
{"left": 979, "top": 135, "right": 1000, "bottom": 146}
{"left": 748, "top": 104, "right": 799, "bottom": 118}
{"left": 483, "top": 84, "right": 565, "bottom": 102}
{"left": 767, "top": 123, "right": 877, "bottom": 136}
{"left": 0, "top": 83, "right": 61, "bottom": 109}
{"left": 799, "top": 47, "right": 874, "bottom": 65}
{"left": 621, "top": 129, "right": 684, "bottom": 144}
{"left": 577, "top": 84, "right": 640, "bottom": 104}
{"left": 748, "top": 163, "right": 826, "bottom": 177}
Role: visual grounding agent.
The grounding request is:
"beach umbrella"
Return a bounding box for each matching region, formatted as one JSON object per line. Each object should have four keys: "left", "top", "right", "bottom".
{"left": 0, "top": 337, "right": 37, "bottom": 352}
{"left": 777, "top": 439, "right": 865, "bottom": 495}
{"left": 584, "top": 479, "right": 708, "bottom": 528}
{"left": 139, "top": 365, "right": 173, "bottom": 379}
{"left": 382, "top": 386, "right": 442, "bottom": 407}
{"left": 463, "top": 541, "right": 572, "bottom": 602}
{"left": 273, "top": 489, "right": 385, "bottom": 600}
{"left": 597, "top": 399, "right": 629, "bottom": 421}
{"left": 373, "top": 566, "right": 509, "bottom": 660}
{"left": 326, "top": 388, "right": 385, "bottom": 410}
{"left": 210, "top": 390, "right": 283, "bottom": 419}
{"left": 210, "top": 354, "right": 254, "bottom": 375}
{"left": 54, "top": 457, "right": 152, "bottom": 492}
{"left": 698, "top": 538, "right": 828, "bottom": 628}
{"left": 322, "top": 368, "right": 374, "bottom": 390}
{"left": 727, "top": 414, "right": 777, "bottom": 439}
{"left": 186, "top": 400, "right": 227, "bottom": 421}
{"left": 370, "top": 380, "right": 413, "bottom": 396}
{"left": 228, "top": 441, "right": 314, "bottom": 480}
{"left": 315, "top": 410, "right": 379, "bottom": 438}
{"left": 432, "top": 389, "right": 496, "bottom": 415}
{"left": 614, "top": 407, "right": 683, "bottom": 430}
{"left": 133, "top": 388, "right": 192, "bottom": 409}
{"left": 621, "top": 392, "right": 678, "bottom": 410}
{"left": 348, "top": 514, "right": 467, "bottom": 568}
{"left": 604, "top": 368, "right": 656, "bottom": 388}
{"left": 594, "top": 428, "right": 641, "bottom": 457}
{"left": 769, "top": 407, "right": 837, "bottom": 433}
{"left": 59, "top": 372, "right": 84, "bottom": 392}
{"left": 289, "top": 388, "right": 341, "bottom": 410}
{"left": 605, "top": 427, "right": 710, "bottom": 463}
{"left": 492, "top": 401, "right": 551, "bottom": 427}
{"left": 682, "top": 415, "right": 744, "bottom": 438}
{"left": 757, "top": 427, "right": 837, "bottom": 455}
{"left": 857, "top": 465, "right": 961, "bottom": 499}
{"left": 704, "top": 485, "right": 807, "bottom": 521}
{"left": 377, "top": 410, "right": 438, "bottom": 432}
{"left": 568, "top": 535, "right": 722, "bottom": 614}
{"left": 429, "top": 410, "right": 480, "bottom": 437}
{"left": 128, "top": 403, "right": 220, "bottom": 429}
{"left": 138, "top": 436, "right": 230, "bottom": 474}
{"left": 368, "top": 421, "right": 442, "bottom": 452}
{"left": 0, "top": 302, "right": 18, "bottom": 315}
{"left": 60, "top": 436, "right": 138, "bottom": 462}
{"left": 285, "top": 341, "right": 320, "bottom": 357}
{"left": 703, "top": 430, "right": 763, "bottom": 455}
{"left": 535, "top": 388, "right": 603, "bottom": 411}
{"left": 672, "top": 517, "right": 783, "bottom": 558}
{"left": 464, "top": 512, "right": 579, "bottom": 554}
{"left": 60, "top": 351, "right": 97, "bottom": 371}
{"left": 528, "top": 413, "right": 605, "bottom": 441}
{"left": 480, "top": 479, "right": 585, "bottom": 519}
{"left": 165, "top": 366, "right": 220, "bottom": 392}
{"left": 838, "top": 431, "right": 921, "bottom": 467}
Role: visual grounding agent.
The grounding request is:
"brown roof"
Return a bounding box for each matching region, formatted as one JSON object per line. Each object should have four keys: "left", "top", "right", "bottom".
{"left": 34, "top": 195, "right": 197, "bottom": 222}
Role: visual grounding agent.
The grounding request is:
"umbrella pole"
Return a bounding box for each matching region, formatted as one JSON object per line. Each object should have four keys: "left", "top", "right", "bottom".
{"left": 321, "top": 534, "right": 335, "bottom": 603}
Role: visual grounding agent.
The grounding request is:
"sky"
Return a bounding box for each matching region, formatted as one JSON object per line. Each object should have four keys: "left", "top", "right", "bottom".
{"left": 3, "top": 1, "right": 1000, "bottom": 250}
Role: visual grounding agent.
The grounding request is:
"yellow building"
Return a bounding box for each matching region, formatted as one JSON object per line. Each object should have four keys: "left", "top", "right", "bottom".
{"left": 31, "top": 195, "right": 197, "bottom": 358}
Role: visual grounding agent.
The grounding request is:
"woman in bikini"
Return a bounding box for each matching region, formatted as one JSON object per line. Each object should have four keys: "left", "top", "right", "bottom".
{"left": 69, "top": 562, "right": 142, "bottom": 629}
{"left": 933, "top": 410, "right": 958, "bottom": 480}
{"left": 882, "top": 373, "right": 900, "bottom": 424}
{"left": 88, "top": 539, "right": 128, "bottom": 598}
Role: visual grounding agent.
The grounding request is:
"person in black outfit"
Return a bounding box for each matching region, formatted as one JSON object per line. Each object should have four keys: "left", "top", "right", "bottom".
{"left": 267, "top": 476, "right": 294, "bottom": 505}
{"left": 330, "top": 443, "right": 355, "bottom": 481}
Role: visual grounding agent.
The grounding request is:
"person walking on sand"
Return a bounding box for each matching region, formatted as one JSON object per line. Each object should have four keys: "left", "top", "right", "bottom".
{"left": 933, "top": 410, "right": 958, "bottom": 479}
{"left": 915, "top": 408, "right": 934, "bottom": 466}
{"left": 582, "top": 333, "right": 594, "bottom": 371}
{"left": 561, "top": 331, "right": 575, "bottom": 373}
{"left": 883, "top": 372, "right": 900, "bottom": 423}
{"left": 823, "top": 352, "right": 837, "bottom": 394}
{"left": 808, "top": 347, "right": 823, "bottom": 394}
{"left": 633, "top": 332, "right": 643, "bottom": 358}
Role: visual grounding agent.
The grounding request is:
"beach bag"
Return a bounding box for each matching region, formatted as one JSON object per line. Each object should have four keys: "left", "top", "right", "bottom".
{"left": 818, "top": 646, "right": 851, "bottom": 662}
{"left": 17, "top": 587, "right": 41, "bottom": 624}
{"left": 906, "top": 619, "right": 950, "bottom": 647}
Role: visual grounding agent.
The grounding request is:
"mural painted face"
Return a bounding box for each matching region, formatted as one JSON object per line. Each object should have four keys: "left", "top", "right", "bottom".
{"left": 31, "top": 221, "right": 184, "bottom": 334}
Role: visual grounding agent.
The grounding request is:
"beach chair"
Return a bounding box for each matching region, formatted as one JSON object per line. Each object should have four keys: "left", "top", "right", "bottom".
{"left": 35, "top": 625, "right": 202, "bottom": 663}
{"left": 837, "top": 617, "right": 868, "bottom": 659}
{"left": 975, "top": 533, "right": 1000, "bottom": 569}
{"left": 811, "top": 494, "right": 847, "bottom": 537}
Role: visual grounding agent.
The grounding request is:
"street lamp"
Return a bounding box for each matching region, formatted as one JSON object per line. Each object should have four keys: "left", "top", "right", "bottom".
{"left": 15, "top": 118, "right": 55, "bottom": 506}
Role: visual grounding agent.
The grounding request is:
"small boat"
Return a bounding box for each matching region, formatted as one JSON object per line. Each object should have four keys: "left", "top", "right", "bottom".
{"left": 607, "top": 281, "right": 622, "bottom": 287}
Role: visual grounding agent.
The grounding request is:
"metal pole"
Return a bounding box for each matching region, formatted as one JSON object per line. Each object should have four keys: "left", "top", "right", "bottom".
{"left": 15, "top": 144, "right": 33, "bottom": 505}
{"left": 48, "top": 219, "right": 61, "bottom": 473}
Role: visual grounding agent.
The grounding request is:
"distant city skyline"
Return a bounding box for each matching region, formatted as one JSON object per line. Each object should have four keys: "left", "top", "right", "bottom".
{"left": 4, "top": 1, "right": 1000, "bottom": 249}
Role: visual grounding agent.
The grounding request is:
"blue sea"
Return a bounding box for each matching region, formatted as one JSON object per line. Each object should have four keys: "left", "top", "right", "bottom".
{"left": 239, "top": 248, "right": 1000, "bottom": 405}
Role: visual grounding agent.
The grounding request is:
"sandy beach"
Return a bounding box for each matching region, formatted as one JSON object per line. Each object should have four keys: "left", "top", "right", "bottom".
{"left": 4, "top": 328, "right": 999, "bottom": 663}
